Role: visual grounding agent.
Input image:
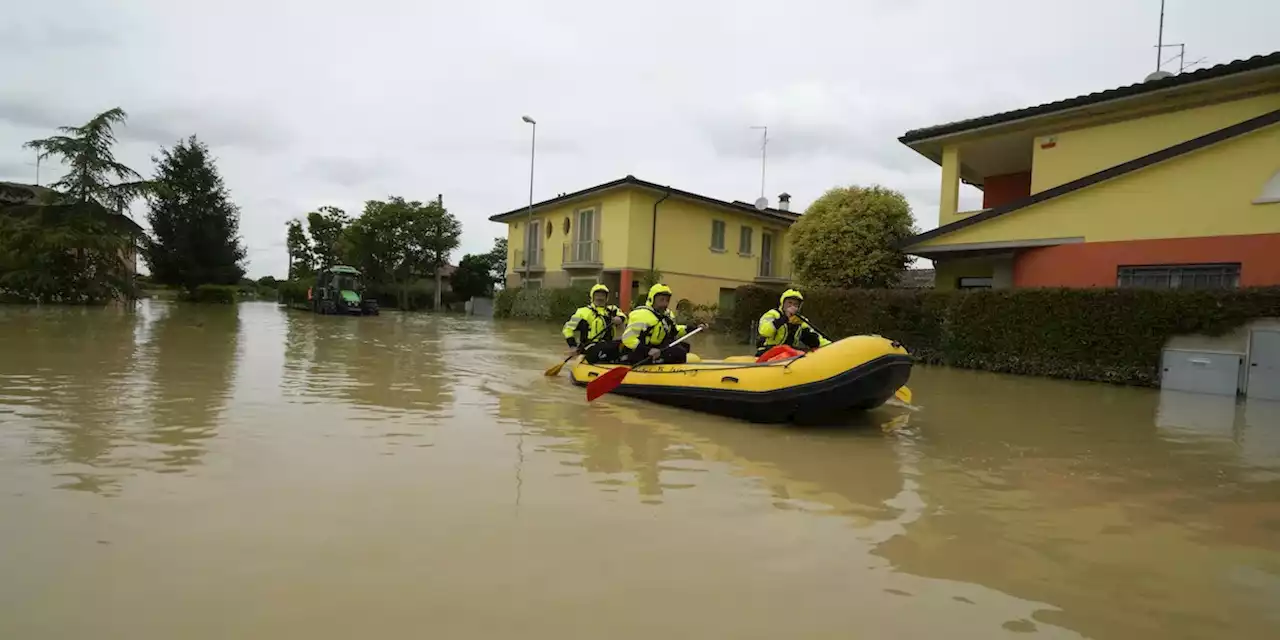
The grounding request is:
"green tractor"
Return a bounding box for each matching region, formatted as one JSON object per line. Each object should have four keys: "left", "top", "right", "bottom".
{"left": 310, "top": 265, "right": 379, "bottom": 315}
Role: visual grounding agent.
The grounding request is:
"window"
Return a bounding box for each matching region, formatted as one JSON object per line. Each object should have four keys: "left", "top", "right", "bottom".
{"left": 958, "top": 277, "right": 993, "bottom": 289}
{"left": 524, "top": 279, "right": 543, "bottom": 290}
{"left": 1117, "top": 263, "right": 1240, "bottom": 290}
{"left": 739, "top": 226, "right": 753, "bottom": 255}
{"left": 575, "top": 207, "right": 596, "bottom": 242}
{"left": 569, "top": 277, "right": 598, "bottom": 288}
{"left": 710, "top": 220, "right": 726, "bottom": 251}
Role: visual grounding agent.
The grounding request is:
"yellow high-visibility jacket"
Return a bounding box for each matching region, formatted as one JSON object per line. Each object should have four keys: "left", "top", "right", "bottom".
{"left": 562, "top": 304, "right": 621, "bottom": 348}
{"left": 756, "top": 308, "right": 831, "bottom": 353}
{"left": 620, "top": 305, "right": 687, "bottom": 351}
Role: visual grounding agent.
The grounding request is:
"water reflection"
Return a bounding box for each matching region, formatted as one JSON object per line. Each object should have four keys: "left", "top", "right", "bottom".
{"left": 877, "top": 367, "right": 1280, "bottom": 639}
{"left": 498, "top": 380, "right": 917, "bottom": 521}
{"left": 281, "top": 311, "right": 453, "bottom": 416}
{"left": 0, "top": 304, "right": 145, "bottom": 494}
{"left": 143, "top": 301, "right": 240, "bottom": 472}
{"left": 1157, "top": 390, "right": 1280, "bottom": 479}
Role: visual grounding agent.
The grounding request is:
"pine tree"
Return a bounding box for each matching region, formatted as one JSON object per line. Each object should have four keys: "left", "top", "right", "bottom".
{"left": 144, "top": 136, "right": 247, "bottom": 291}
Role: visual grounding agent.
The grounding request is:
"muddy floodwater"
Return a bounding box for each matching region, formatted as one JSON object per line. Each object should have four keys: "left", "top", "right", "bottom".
{"left": 2, "top": 301, "right": 1280, "bottom": 639}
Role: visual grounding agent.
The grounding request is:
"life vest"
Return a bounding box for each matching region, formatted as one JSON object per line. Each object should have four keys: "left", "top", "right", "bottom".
{"left": 621, "top": 305, "right": 683, "bottom": 350}
{"left": 756, "top": 307, "right": 806, "bottom": 351}
{"left": 562, "top": 303, "right": 621, "bottom": 346}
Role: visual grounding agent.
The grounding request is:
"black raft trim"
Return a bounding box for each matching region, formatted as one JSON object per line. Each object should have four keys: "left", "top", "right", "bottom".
{"left": 575, "top": 354, "right": 914, "bottom": 424}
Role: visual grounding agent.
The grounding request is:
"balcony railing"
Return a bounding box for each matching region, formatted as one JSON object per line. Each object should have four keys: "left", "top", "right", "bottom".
{"left": 513, "top": 248, "right": 545, "bottom": 271}
{"left": 755, "top": 257, "right": 790, "bottom": 283}
{"left": 562, "top": 240, "right": 602, "bottom": 267}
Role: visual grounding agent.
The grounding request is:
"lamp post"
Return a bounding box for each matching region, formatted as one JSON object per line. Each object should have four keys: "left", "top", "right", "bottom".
{"left": 522, "top": 115, "right": 536, "bottom": 283}
{"left": 750, "top": 125, "right": 768, "bottom": 199}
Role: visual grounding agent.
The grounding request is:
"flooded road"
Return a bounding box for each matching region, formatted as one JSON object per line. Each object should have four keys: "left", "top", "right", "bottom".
{"left": 2, "top": 301, "right": 1279, "bottom": 639}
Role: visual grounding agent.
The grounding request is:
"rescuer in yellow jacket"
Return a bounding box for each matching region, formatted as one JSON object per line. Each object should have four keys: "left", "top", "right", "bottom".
{"left": 620, "top": 283, "right": 707, "bottom": 364}
{"left": 562, "top": 284, "right": 624, "bottom": 364}
{"left": 756, "top": 288, "right": 831, "bottom": 356}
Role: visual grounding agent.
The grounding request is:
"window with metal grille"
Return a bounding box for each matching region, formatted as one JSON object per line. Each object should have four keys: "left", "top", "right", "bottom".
{"left": 1116, "top": 263, "right": 1241, "bottom": 290}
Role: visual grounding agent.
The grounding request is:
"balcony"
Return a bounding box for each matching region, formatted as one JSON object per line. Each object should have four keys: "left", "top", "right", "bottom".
{"left": 562, "top": 240, "right": 602, "bottom": 268}
{"left": 755, "top": 257, "right": 790, "bottom": 284}
{"left": 513, "top": 248, "right": 545, "bottom": 272}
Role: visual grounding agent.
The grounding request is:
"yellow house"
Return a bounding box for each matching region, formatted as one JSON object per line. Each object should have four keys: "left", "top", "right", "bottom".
{"left": 489, "top": 175, "right": 799, "bottom": 310}
{"left": 899, "top": 52, "right": 1280, "bottom": 290}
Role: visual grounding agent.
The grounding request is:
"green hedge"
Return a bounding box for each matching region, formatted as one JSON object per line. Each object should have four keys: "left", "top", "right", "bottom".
{"left": 278, "top": 279, "right": 309, "bottom": 304}
{"left": 181, "top": 284, "right": 240, "bottom": 304}
{"left": 732, "top": 284, "right": 1280, "bottom": 386}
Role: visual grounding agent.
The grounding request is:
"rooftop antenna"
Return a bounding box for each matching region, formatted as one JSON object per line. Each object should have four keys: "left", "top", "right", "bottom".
{"left": 1154, "top": 0, "right": 1165, "bottom": 73}
{"left": 749, "top": 125, "right": 768, "bottom": 205}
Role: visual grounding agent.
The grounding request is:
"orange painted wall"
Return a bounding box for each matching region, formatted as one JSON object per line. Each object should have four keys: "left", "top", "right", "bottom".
{"left": 982, "top": 171, "right": 1032, "bottom": 209}
{"left": 1014, "top": 234, "right": 1280, "bottom": 287}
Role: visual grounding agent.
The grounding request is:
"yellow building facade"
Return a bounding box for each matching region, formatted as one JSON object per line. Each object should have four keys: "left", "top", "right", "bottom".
{"left": 899, "top": 52, "right": 1280, "bottom": 291}
{"left": 489, "top": 175, "right": 798, "bottom": 310}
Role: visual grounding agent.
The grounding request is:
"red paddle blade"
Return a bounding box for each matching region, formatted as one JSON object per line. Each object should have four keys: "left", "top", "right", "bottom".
{"left": 586, "top": 365, "right": 631, "bottom": 402}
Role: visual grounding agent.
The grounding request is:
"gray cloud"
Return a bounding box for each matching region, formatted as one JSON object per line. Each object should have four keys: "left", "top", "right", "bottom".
{"left": 126, "top": 105, "right": 290, "bottom": 151}
{"left": 299, "top": 156, "right": 389, "bottom": 189}
{"left": 0, "top": 97, "right": 287, "bottom": 152}
{"left": 0, "top": 158, "right": 38, "bottom": 182}
{"left": 0, "top": 23, "right": 115, "bottom": 52}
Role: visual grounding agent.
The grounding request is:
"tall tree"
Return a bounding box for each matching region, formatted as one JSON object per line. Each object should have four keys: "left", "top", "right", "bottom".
{"left": 23, "top": 107, "right": 150, "bottom": 211}
{"left": 790, "top": 185, "right": 917, "bottom": 289}
{"left": 487, "top": 237, "right": 507, "bottom": 288}
{"left": 285, "top": 218, "right": 314, "bottom": 280}
{"left": 421, "top": 196, "right": 462, "bottom": 311}
{"left": 343, "top": 196, "right": 455, "bottom": 310}
{"left": 451, "top": 253, "right": 496, "bottom": 301}
{"left": 6, "top": 107, "right": 146, "bottom": 303}
{"left": 144, "top": 135, "right": 247, "bottom": 291}
{"left": 306, "top": 205, "right": 350, "bottom": 268}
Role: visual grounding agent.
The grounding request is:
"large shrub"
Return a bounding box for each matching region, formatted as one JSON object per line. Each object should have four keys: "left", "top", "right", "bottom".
{"left": 731, "top": 284, "right": 1280, "bottom": 386}
{"left": 277, "top": 279, "right": 309, "bottom": 304}
{"left": 498, "top": 285, "right": 592, "bottom": 320}
{"left": 789, "top": 185, "right": 916, "bottom": 289}
{"left": 182, "top": 284, "right": 240, "bottom": 304}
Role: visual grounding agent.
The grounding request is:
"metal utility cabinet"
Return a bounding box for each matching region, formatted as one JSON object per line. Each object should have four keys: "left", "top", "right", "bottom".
{"left": 1247, "top": 329, "right": 1280, "bottom": 401}
{"left": 1161, "top": 349, "right": 1244, "bottom": 396}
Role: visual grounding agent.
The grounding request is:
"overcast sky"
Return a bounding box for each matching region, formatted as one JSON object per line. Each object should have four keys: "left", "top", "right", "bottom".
{"left": 3, "top": 0, "right": 1277, "bottom": 278}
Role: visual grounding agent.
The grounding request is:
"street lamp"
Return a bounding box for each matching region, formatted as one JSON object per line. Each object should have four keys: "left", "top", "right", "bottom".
{"left": 522, "top": 115, "right": 536, "bottom": 283}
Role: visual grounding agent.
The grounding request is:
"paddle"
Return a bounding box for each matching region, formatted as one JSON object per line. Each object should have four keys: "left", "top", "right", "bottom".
{"left": 586, "top": 326, "right": 704, "bottom": 402}
{"left": 544, "top": 317, "right": 618, "bottom": 377}
{"left": 796, "top": 314, "right": 914, "bottom": 405}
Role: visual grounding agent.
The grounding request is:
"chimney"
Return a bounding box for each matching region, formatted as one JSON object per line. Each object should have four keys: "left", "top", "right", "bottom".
{"left": 778, "top": 192, "right": 791, "bottom": 211}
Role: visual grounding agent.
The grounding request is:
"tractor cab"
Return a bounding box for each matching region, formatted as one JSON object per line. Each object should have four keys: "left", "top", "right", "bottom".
{"left": 311, "top": 265, "right": 379, "bottom": 316}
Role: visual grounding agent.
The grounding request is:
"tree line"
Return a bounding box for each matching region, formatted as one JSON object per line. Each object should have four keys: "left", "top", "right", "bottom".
{"left": 285, "top": 200, "right": 506, "bottom": 310}
{"left": 4, "top": 109, "right": 916, "bottom": 307}
{"left": 0, "top": 107, "right": 246, "bottom": 303}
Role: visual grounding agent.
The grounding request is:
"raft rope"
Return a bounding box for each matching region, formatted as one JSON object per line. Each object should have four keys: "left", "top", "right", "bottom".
{"left": 618, "top": 361, "right": 801, "bottom": 376}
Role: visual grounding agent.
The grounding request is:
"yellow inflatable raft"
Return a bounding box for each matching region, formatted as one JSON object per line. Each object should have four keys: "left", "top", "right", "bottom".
{"left": 570, "top": 335, "right": 913, "bottom": 424}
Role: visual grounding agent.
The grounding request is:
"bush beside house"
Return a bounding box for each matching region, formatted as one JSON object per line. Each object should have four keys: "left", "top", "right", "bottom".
{"left": 732, "top": 284, "right": 1280, "bottom": 386}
